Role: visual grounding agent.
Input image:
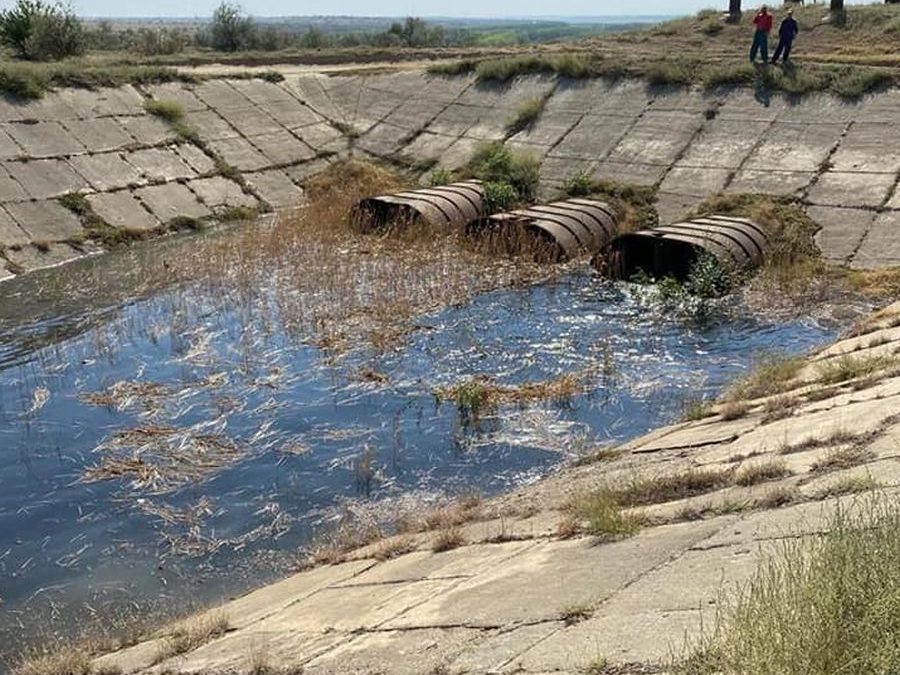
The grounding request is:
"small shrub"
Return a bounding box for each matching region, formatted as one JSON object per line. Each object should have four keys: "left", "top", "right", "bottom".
{"left": 12, "top": 648, "right": 93, "bottom": 675}
{"left": 427, "top": 59, "right": 477, "bottom": 76}
{"left": 144, "top": 99, "right": 185, "bottom": 124}
{"left": 813, "top": 475, "right": 878, "bottom": 499}
{"left": 464, "top": 142, "right": 539, "bottom": 205}
{"left": 720, "top": 400, "right": 751, "bottom": 421}
{"left": 734, "top": 459, "right": 789, "bottom": 486}
{"left": 432, "top": 527, "right": 464, "bottom": 552}
{"left": 681, "top": 397, "right": 714, "bottom": 422}
{"left": 573, "top": 491, "right": 642, "bottom": 539}
{"left": 561, "top": 170, "right": 594, "bottom": 197}
{"left": 427, "top": 166, "right": 454, "bottom": 186}
{"left": 645, "top": 60, "right": 695, "bottom": 86}
{"left": 483, "top": 180, "right": 519, "bottom": 212}
{"left": 810, "top": 446, "right": 875, "bottom": 473}
{"left": 157, "top": 611, "right": 229, "bottom": 661}
{"left": 685, "top": 251, "right": 733, "bottom": 298}
{"left": 617, "top": 467, "right": 734, "bottom": 507}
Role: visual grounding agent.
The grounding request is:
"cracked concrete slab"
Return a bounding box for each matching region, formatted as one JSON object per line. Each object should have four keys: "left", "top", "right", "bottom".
{"left": 86, "top": 191, "right": 159, "bottom": 231}
{"left": 63, "top": 118, "right": 133, "bottom": 152}
{"left": 593, "top": 160, "right": 668, "bottom": 186}
{"left": 807, "top": 170, "right": 896, "bottom": 208}
{"left": 116, "top": 115, "right": 175, "bottom": 145}
{"left": 184, "top": 109, "right": 240, "bottom": 142}
{"left": 126, "top": 147, "right": 197, "bottom": 181}
{"left": 135, "top": 183, "right": 212, "bottom": 222}
{"left": 0, "top": 165, "right": 28, "bottom": 201}
{"left": 2, "top": 121, "right": 85, "bottom": 157}
{"left": 887, "top": 183, "right": 900, "bottom": 211}
{"left": 6, "top": 159, "right": 88, "bottom": 199}
{"left": 194, "top": 79, "right": 254, "bottom": 111}
{"left": 659, "top": 166, "right": 731, "bottom": 197}
{"left": 294, "top": 121, "right": 344, "bottom": 150}
{"left": 188, "top": 176, "right": 257, "bottom": 210}
{"left": 677, "top": 118, "right": 770, "bottom": 169}
{"left": 68, "top": 152, "right": 144, "bottom": 191}
{"left": 853, "top": 211, "right": 900, "bottom": 269}
{"left": 384, "top": 520, "right": 726, "bottom": 630}
{"left": 726, "top": 168, "right": 814, "bottom": 195}
{"left": 606, "top": 111, "right": 703, "bottom": 166}
{"left": 807, "top": 205, "right": 876, "bottom": 263}
{"left": 829, "top": 122, "right": 900, "bottom": 173}
{"left": 356, "top": 122, "right": 410, "bottom": 156}
{"left": 0, "top": 206, "right": 29, "bottom": 246}
{"left": 742, "top": 121, "right": 845, "bottom": 172}
{"left": 509, "top": 111, "right": 582, "bottom": 147}
{"left": 5, "top": 200, "right": 83, "bottom": 241}
{"left": 207, "top": 136, "right": 270, "bottom": 171}
{"left": 174, "top": 144, "right": 216, "bottom": 175}
{"left": 264, "top": 99, "right": 323, "bottom": 129}
{"left": 0, "top": 127, "right": 23, "bottom": 160}
{"left": 450, "top": 622, "right": 561, "bottom": 674}
{"left": 284, "top": 76, "right": 345, "bottom": 122}
{"left": 549, "top": 114, "right": 635, "bottom": 160}
{"left": 244, "top": 169, "right": 304, "bottom": 208}
{"left": 218, "top": 105, "right": 285, "bottom": 138}
{"left": 426, "top": 103, "right": 483, "bottom": 137}
{"left": 228, "top": 79, "right": 297, "bottom": 106}
{"left": 439, "top": 136, "right": 482, "bottom": 171}
{"left": 4, "top": 242, "right": 81, "bottom": 270}
{"left": 5, "top": 93, "right": 78, "bottom": 122}
{"left": 250, "top": 129, "right": 316, "bottom": 165}
{"left": 400, "top": 132, "right": 457, "bottom": 162}
{"left": 145, "top": 83, "right": 208, "bottom": 112}
{"left": 655, "top": 191, "right": 703, "bottom": 224}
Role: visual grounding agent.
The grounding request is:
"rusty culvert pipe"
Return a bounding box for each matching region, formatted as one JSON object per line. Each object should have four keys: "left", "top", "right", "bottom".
{"left": 478, "top": 198, "right": 619, "bottom": 262}
{"left": 350, "top": 180, "right": 486, "bottom": 232}
{"left": 598, "top": 215, "right": 769, "bottom": 281}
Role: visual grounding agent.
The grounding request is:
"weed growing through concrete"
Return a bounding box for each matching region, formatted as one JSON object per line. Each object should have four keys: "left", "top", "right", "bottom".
{"left": 505, "top": 93, "right": 552, "bottom": 136}
{"left": 810, "top": 446, "right": 875, "bottom": 473}
{"left": 432, "top": 527, "right": 465, "bottom": 552}
{"left": 567, "top": 491, "right": 642, "bottom": 540}
{"left": 155, "top": 611, "right": 229, "bottom": 662}
{"left": 813, "top": 475, "right": 879, "bottom": 500}
{"left": 559, "top": 604, "right": 593, "bottom": 626}
{"left": 734, "top": 459, "right": 789, "bottom": 487}
{"left": 724, "top": 353, "right": 804, "bottom": 402}
{"left": 817, "top": 353, "right": 897, "bottom": 386}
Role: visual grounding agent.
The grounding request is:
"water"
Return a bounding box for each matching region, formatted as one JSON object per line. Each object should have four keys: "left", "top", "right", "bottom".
{"left": 0, "top": 233, "right": 854, "bottom": 658}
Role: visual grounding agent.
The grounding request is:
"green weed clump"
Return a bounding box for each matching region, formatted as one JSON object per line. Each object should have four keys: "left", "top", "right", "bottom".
{"left": 474, "top": 54, "right": 593, "bottom": 82}
{"left": 505, "top": 94, "right": 550, "bottom": 135}
{"left": 427, "top": 166, "right": 454, "bottom": 186}
{"left": 0, "top": 62, "right": 190, "bottom": 99}
{"left": 426, "top": 59, "right": 477, "bottom": 76}
{"left": 817, "top": 354, "right": 897, "bottom": 385}
{"left": 144, "top": 98, "right": 184, "bottom": 123}
{"left": 678, "top": 498, "right": 900, "bottom": 675}
{"left": 463, "top": 142, "right": 539, "bottom": 210}
{"left": 560, "top": 173, "right": 658, "bottom": 231}
{"left": 568, "top": 490, "right": 642, "bottom": 540}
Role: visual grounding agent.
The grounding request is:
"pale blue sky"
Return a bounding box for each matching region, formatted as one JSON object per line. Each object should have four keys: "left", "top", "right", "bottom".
{"left": 19, "top": 0, "right": 876, "bottom": 19}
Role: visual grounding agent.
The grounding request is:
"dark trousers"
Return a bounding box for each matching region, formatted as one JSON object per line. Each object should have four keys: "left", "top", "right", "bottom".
{"left": 750, "top": 31, "right": 769, "bottom": 63}
{"left": 772, "top": 37, "right": 794, "bottom": 63}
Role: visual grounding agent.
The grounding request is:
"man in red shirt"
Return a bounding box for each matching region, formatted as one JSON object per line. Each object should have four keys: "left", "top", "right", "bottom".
{"left": 750, "top": 5, "right": 773, "bottom": 64}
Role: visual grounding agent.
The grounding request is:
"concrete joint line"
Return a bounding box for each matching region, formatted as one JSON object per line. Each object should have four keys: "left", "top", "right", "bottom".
{"left": 800, "top": 119, "right": 855, "bottom": 202}
{"left": 721, "top": 114, "right": 781, "bottom": 192}
{"left": 653, "top": 107, "right": 714, "bottom": 191}
{"left": 330, "top": 573, "right": 475, "bottom": 589}
{"left": 393, "top": 80, "right": 478, "bottom": 158}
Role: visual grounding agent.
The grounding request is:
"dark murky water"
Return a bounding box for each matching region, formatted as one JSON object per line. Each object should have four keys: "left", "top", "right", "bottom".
{"left": 0, "top": 234, "right": 857, "bottom": 658}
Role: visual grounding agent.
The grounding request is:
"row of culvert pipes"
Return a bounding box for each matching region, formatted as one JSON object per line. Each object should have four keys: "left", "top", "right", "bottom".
{"left": 350, "top": 180, "right": 769, "bottom": 286}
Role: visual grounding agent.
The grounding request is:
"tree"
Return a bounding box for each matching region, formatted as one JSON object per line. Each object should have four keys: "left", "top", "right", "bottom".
{"left": 727, "top": 0, "right": 742, "bottom": 23}
{"left": 209, "top": 1, "right": 255, "bottom": 52}
{"left": 830, "top": 0, "right": 846, "bottom": 25}
{"left": 0, "top": 0, "right": 84, "bottom": 60}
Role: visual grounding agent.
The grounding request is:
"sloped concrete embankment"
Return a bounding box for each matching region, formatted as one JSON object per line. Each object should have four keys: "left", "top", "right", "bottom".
{"left": 91, "top": 302, "right": 900, "bottom": 674}
{"left": 0, "top": 72, "right": 898, "bottom": 281}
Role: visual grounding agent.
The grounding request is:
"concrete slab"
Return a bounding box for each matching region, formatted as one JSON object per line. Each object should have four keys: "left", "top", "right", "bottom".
{"left": 466, "top": 107, "right": 516, "bottom": 142}
{"left": 4, "top": 242, "right": 81, "bottom": 271}
{"left": 303, "top": 628, "right": 482, "bottom": 675}
{"left": 207, "top": 136, "right": 270, "bottom": 172}
{"left": 259, "top": 578, "right": 458, "bottom": 633}
{"left": 542, "top": 79, "right": 609, "bottom": 115}
{"left": 96, "top": 86, "right": 145, "bottom": 117}
{"left": 450, "top": 623, "right": 561, "bottom": 674}
{"left": 174, "top": 144, "right": 216, "bottom": 175}
{"left": 6, "top": 93, "right": 78, "bottom": 121}
{"left": 426, "top": 103, "right": 483, "bottom": 137}
{"left": 355, "top": 122, "right": 409, "bottom": 156}
{"left": 606, "top": 110, "right": 702, "bottom": 166}
{"left": 0, "top": 264, "right": 13, "bottom": 281}
{"left": 229, "top": 78, "right": 297, "bottom": 106}
{"left": 714, "top": 89, "right": 788, "bottom": 121}
{"left": 726, "top": 168, "right": 814, "bottom": 195}
{"left": 2, "top": 121, "right": 85, "bottom": 157}
{"left": 294, "top": 121, "right": 344, "bottom": 150}
{"left": 135, "top": 183, "right": 212, "bottom": 223}
{"left": 63, "top": 118, "right": 133, "bottom": 152}
{"left": 0, "top": 165, "right": 27, "bottom": 201}
{"left": 188, "top": 176, "right": 257, "bottom": 210}
{"left": 807, "top": 170, "right": 896, "bottom": 208}
{"left": 5, "top": 200, "right": 82, "bottom": 241}
{"left": 384, "top": 519, "right": 728, "bottom": 629}
{"left": 780, "top": 94, "right": 861, "bottom": 124}
{"left": 250, "top": 130, "right": 316, "bottom": 165}
{"left": 126, "top": 147, "right": 196, "bottom": 181}
{"left": 549, "top": 114, "right": 634, "bottom": 160}
{"left": 6, "top": 159, "right": 88, "bottom": 199}
{"left": 194, "top": 79, "right": 254, "bottom": 111}
{"left": 86, "top": 191, "right": 159, "bottom": 232}
{"left": 742, "top": 121, "right": 845, "bottom": 172}
{"left": 632, "top": 417, "right": 759, "bottom": 453}
{"left": 116, "top": 115, "right": 175, "bottom": 146}
{"left": 217, "top": 105, "right": 284, "bottom": 138}
{"left": 807, "top": 205, "right": 876, "bottom": 263}
{"left": 283, "top": 158, "right": 332, "bottom": 184}
{"left": 592, "top": 160, "right": 668, "bottom": 186}
{"left": 0, "top": 206, "right": 29, "bottom": 246}
{"left": 830, "top": 123, "right": 900, "bottom": 173}
{"left": 677, "top": 118, "right": 770, "bottom": 169}
{"left": 853, "top": 211, "right": 900, "bottom": 269}
{"left": 244, "top": 169, "right": 304, "bottom": 208}
{"left": 854, "top": 90, "right": 900, "bottom": 123}
{"left": 265, "top": 100, "right": 322, "bottom": 129}
{"left": 283, "top": 76, "right": 345, "bottom": 123}
{"left": 509, "top": 111, "right": 581, "bottom": 147}
{"left": 655, "top": 191, "right": 702, "bottom": 224}
{"left": 889, "top": 183, "right": 900, "bottom": 211}
{"left": 351, "top": 87, "right": 405, "bottom": 131}
{"left": 438, "top": 137, "right": 481, "bottom": 171}
{"left": 658, "top": 166, "right": 731, "bottom": 197}
{"left": 68, "top": 152, "right": 144, "bottom": 191}
{"left": 400, "top": 132, "right": 457, "bottom": 162}
{"left": 0, "top": 127, "right": 23, "bottom": 160}
{"left": 183, "top": 109, "right": 240, "bottom": 142}
{"left": 382, "top": 97, "right": 449, "bottom": 132}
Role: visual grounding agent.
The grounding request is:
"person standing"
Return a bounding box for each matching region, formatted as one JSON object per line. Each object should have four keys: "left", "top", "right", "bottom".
{"left": 772, "top": 9, "right": 800, "bottom": 64}
{"left": 750, "top": 5, "right": 773, "bottom": 64}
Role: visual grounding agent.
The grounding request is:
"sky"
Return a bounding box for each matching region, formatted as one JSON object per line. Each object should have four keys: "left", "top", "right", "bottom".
{"left": 28, "top": 0, "right": 876, "bottom": 19}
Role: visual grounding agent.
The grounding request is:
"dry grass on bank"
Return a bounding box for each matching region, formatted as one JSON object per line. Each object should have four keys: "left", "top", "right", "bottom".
{"left": 677, "top": 496, "right": 900, "bottom": 675}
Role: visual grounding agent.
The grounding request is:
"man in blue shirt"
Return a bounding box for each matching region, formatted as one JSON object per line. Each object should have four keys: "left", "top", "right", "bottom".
{"left": 772, "top": 9, "right": 800, "bottom": 65}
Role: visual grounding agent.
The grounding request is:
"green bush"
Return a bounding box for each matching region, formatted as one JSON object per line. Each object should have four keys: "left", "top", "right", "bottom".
{"left": 427, "top": 166, "right": 454, "bottom": 186}
{"left": 685, "top": 251, "right": 733, "bottom": 298}
{"left": 561, "top": 170, "right": 594, "bottom": 197}
{"left": 483, "top": 181, "right": 519, "bottom": 212}
{"left": 209, "top": 1, "right": 255, "bottom": 52}
{"left": 465, "top": 142, "right": 539, "bottom": 205}
{"left": 0, "top": 0, "right": 85, "bottom": 61}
